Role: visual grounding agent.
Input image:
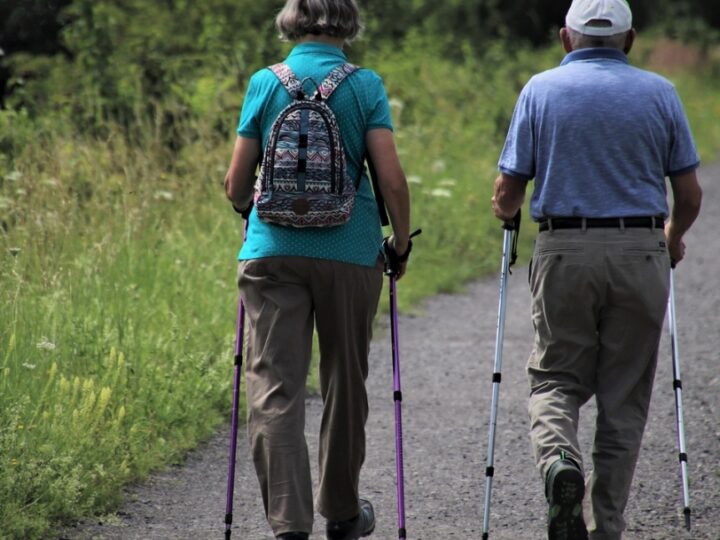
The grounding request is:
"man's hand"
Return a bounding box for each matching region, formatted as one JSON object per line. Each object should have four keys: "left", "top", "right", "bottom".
{"left": 666, "top": 170, "right": 702, "bottom": 267}
{"left": 665, "top": 222, "right": 686, "bottom": 266}
{"left": 492, "top": 173, "right": 527, "bottom": 221}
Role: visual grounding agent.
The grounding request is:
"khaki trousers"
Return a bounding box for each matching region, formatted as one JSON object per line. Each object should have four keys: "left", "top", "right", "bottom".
{"left": 238, "top": 256, "right": 383, "bottom": 536}
{"left": 527, "top": 227, "right": 670, "bottom": 540}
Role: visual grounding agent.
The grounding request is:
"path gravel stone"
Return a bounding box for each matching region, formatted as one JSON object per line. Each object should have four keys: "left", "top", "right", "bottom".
{"left": 60, "top": 164, "right": 719, "bottom": 540}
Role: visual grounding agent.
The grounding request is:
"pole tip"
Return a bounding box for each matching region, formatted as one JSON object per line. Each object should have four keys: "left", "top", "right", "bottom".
{"left": 684, "top": 507, "right": 691, "bottom": 530}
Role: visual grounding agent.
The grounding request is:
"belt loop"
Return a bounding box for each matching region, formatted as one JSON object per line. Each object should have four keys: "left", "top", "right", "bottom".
{"left": 581, "top": 217, "right": 587, "bottom": 232}
{"left": 548, "top": 217, "right": 553, "bottom": 233}
{"left": 619, "top": 217, "right": 625, "bottom": 231}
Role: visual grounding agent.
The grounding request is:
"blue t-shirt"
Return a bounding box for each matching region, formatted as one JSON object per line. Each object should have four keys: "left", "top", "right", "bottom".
{"left": 236, "top": 42, "right": 393, "bottom": 266}
{"left": 498, "top": 48, "right": 700, "bottom": 220}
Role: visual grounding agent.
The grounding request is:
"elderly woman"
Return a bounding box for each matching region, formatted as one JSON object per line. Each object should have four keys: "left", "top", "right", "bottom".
{"left": 224, "top": 1, "right": 412, "bottom": 539}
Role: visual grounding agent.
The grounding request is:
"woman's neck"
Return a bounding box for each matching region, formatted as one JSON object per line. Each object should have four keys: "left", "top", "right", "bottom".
{"left": 299, "top": 34, "right": 345, "bottom": 49}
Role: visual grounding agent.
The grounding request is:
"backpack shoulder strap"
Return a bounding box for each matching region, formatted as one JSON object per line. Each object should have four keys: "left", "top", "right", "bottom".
{"left": 268, "top": 63, "right": 303, "bottom": 99}
{"left": 316, "top": 63, "right": 360, "bottom": 101}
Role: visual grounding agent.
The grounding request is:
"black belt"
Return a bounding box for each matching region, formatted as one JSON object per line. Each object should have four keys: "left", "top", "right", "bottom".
{"left": 538, "top": 216, "right": 664, "bottom": 232}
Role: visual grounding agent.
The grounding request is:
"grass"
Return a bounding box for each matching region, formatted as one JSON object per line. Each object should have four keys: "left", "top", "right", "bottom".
{"left": 1, "top": 38, "right": 719, "bottom": 539}
{"left": 0, "top": 118, "right": 242, "bottom": 537}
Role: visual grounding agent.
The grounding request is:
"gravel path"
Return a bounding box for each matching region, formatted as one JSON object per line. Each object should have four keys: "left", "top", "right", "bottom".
{"left": 61, "top": 165, "right": 719, "bottom": 540}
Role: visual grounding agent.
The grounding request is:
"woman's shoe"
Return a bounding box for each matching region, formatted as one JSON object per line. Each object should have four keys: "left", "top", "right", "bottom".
{"left": 325, "top": 498, "right": 375, "bottom": 540}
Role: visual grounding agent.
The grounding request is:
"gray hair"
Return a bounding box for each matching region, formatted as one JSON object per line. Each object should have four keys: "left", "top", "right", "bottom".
{"left": 567, "top": 27, "right": 629, "bottom": 51}
{"left": 276, "top": 0, "right": 363, "bottom": 43}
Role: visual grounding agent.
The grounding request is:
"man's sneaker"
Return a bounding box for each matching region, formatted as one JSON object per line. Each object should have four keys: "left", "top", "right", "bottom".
{"left": 325, "top": 498, "right": 375, "bottom": 540}
{"left": 277, "top": 533, "right": 309, "bottom": 540}
{"left": 546, "top": 458, "right": 588, "bottom": 540}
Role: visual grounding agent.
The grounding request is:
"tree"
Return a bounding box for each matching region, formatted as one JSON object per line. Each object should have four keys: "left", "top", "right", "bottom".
{"left": 0, "top": 0, "right": 72, "bottom": 107}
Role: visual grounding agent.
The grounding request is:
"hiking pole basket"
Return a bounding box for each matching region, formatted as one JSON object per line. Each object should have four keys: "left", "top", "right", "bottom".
{"left": 667, "top": 268, "right": 691, "bottom": 530}
{"left": 481, "top": 211, "right": 520, "bottom": 540}
{"left": 224, "top": 294, "right": 245, "bottom": 539}
{"left": 383, "top": 229, "right": 421, "bottom": 540}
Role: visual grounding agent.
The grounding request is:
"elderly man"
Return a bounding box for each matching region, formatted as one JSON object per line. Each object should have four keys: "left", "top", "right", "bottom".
{"left": 492, "top": 1, "right": 702, "bottom": 539}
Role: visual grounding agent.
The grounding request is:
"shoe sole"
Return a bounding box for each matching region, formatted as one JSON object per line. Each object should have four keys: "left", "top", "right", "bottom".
{"left": 548, "top": 468, "right": 588, "bottom": 540}
{"left": 326, "top": 508, "right": 375, "bottom": 540}
{"left": 325, "top": 527, "right": 373, "bottom": 540}
{"left": 325, "top": 523, "right": 374, "bottom": 540}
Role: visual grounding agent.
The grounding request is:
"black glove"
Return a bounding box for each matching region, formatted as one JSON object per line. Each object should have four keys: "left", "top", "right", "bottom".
{"left": 382, "top": 229, "right": 422, "bottom": 277}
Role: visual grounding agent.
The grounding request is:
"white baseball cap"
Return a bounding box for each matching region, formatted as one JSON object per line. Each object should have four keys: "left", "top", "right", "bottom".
{"left": 565, "top": 0, "right": 632, "bottom": 36}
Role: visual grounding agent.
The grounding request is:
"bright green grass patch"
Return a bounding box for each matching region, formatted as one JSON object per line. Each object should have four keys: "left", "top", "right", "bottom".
{"left": 0, "top": 119, "right": 243, "bottom": 537}
{"left": 1, "top": 39, "right": 720, "bottom": 539}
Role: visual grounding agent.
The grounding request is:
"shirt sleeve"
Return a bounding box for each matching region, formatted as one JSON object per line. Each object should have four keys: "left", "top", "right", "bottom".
{"left": 498, "top": 83, "right": 535, "bottom": 180}
{"left": 365, "top": 72, "right": 394, "bottom": 132}
{"left": 237, "top": 73, "right": 263, "bottom": 139}
{"left": 666, "top": 87, "right": 700, "bottom": 176}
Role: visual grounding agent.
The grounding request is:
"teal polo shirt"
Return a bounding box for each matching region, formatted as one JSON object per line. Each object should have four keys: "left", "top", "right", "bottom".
{"left": 498, "top": 48, "right": 700, "bottom": 220}
{"left": 236, "top": 42, "right": 393, "bottom": 267}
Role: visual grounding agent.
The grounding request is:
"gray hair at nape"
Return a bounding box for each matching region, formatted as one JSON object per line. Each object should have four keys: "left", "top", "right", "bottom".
{"left": 567, "top": 27, "right": 629, "bottom": 51}
{"left": 275, "top": 0, "right": 364, "bottom": 43}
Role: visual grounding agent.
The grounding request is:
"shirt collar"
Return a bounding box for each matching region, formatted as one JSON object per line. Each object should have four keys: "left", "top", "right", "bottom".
{"left": 560, "top": 48, "right": 629, "bottom": 66}
{"left": 288, "top": 42, "right": 347, "bottom": 61}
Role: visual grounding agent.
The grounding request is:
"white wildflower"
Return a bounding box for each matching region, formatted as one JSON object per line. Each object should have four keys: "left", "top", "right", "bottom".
{"left": 407, "top": 175, "right": 423, "bottom": 185}
{"left": 36, "top": 338, "right": 56, "bottom": 351}
{"left": 439, "top": 178, "right": 457, "bottom": 187}
{"left": 153, "top": 190, "right": 174, "bottom": 201}
{"left": 431, "top": 160, "right": 446, "bottom": 173}
{"left": 388, "top": 97, "right": 405, "bottom": 111}
{"left": 430, "top": 188, "right": 452, "bottom": 198}
{"left": 22, "top": 362, "right": 37, "bottom": 370}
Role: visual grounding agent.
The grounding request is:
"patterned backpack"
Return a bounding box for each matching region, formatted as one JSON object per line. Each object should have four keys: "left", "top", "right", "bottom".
{"left": 254, "top": 62, "right": 360, "bottom": 227}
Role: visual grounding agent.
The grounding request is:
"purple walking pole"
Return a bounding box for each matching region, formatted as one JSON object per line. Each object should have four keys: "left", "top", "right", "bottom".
{"left": 382, "top": 228, "right": 420, "bottom": 540}
{"left": 224, "top": 295, "right": 245, "bottom": 539}
{"left": 389, "top": 274, "right": 407, "bottom": 539}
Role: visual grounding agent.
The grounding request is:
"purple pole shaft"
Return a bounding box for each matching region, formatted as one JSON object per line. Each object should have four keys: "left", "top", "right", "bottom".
{"left": 389, "top": 276, "right": 407, "bottom": 539}
{"left": 225, "top": 296, "right": 245, "bottom": 539}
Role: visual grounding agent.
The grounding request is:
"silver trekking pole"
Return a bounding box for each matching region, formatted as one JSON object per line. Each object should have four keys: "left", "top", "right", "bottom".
{"left": 667, "top": 268, "right": 691, "bottom": 530}
{"left": 481, "top": 211, "right": 520, "bottom": 540}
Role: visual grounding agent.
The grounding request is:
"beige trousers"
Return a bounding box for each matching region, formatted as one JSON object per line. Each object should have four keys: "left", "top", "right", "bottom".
{"left": 527, "top": 227, "right": 670, "bottom": 540}
{"left": 238, "top": 256, "right": 383, "bottom": 536}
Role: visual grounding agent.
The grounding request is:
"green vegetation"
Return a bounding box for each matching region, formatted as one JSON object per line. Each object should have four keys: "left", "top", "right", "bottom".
{"left": 0, "top": 112, "right": 239, "bottom": 537}
{"left": 1, "top": 3, "right": 720, "bottom": 538}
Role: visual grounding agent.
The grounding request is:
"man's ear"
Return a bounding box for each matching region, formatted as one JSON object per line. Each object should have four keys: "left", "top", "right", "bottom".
{"left": 624, "top": 28, "right": 636, "bottom": 54}
{"left": 560, "top": 27, "right": 573, "bottom": 53}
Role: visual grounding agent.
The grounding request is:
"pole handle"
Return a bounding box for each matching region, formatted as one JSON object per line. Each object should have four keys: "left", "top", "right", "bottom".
{"left": 383, "top": 228, "right": 422, "bottom": 277}
{"left": 501, "top": 210, "right": 521, "bottom": 269}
